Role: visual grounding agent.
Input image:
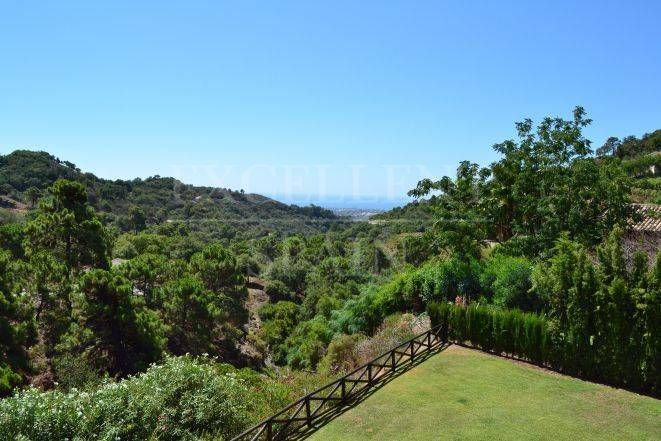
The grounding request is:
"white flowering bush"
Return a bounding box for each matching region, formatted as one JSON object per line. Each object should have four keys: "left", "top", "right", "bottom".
{"left": 0, "top": 355, "right": 288, "bottom": 440}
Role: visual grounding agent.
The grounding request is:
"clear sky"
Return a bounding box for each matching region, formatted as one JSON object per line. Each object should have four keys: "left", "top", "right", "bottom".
{"left": 1, "top": 1, "right": 660, "bottom": 208}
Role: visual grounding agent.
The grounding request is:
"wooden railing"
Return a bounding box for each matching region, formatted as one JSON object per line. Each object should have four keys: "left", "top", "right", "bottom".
{"left": 232, "top": 325, "right": 446, "bottom": 441}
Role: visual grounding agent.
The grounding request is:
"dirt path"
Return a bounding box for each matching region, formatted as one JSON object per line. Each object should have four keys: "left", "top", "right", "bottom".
{"left": 238, "top": 277, "right": 269, "bottom": 363}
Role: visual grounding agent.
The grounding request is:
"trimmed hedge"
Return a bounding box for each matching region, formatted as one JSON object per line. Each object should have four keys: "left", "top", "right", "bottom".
{"left": 428, "top": 302, "right": 551, "bottom": 365}
{"left": 428, "top": 302, "right": 660, "bottom": 396}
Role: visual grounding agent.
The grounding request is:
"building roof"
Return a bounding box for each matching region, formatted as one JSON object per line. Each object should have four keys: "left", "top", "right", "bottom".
{"left": 631, "top": 204, "right": 661, "bottom": 232}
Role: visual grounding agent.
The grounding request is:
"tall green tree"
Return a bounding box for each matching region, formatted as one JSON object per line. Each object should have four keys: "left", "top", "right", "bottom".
{"left": 412, "top": 107, "right": 634, "bottom": 258}
{"left": 409, "top": 161, "right": 489, "bottom": 260}
{"left": 160, "top": 276, "right": 221, "bottom": 356}
{"left": 118, "top": 253, "right": 172, "bottom": 308}
{"left": 20, "top": 251, "right": 69, "bottom": 387}
{"left": 128, "top": 205, "right": 147, "bottom": 233}
{"left": 643, "top": 255, "right": 661, "bottom": 394}
{"left": 69, "top": 269, "right": 166, "bottom": 377}
{"left": 596, "top": 136, "right": 621, "bottom": 157}
{"left": 566, "top": 249, "right": 598, "bottom": 376}
{"left": 24, "top": 179, "right": 110, "bottom": 274}
{"left": 189, "top": 244, "right": 248, "bottom": 327}
{"left": 0, "top": 251, "right": 30, "bottom": 396}
{"left": 489, "top": 107, "right": 632, "bottom": 254}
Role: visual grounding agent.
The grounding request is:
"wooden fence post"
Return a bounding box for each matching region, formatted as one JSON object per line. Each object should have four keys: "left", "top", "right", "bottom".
{"left": 229, "top": 326, "right": 444, "bottom": 441}
{"left": 305, "top": 396, "right": 312, "bottom": 428}
{"left": 341, "top": 378, "right": 346, "bottom": 403}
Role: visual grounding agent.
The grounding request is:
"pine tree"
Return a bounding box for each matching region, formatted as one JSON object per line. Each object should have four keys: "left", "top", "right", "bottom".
{"left": 0, "top": 252, "right": 30, "bottom": 396}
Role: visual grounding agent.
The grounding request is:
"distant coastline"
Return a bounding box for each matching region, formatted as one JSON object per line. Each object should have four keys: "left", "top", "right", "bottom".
{"left": 268, "top": 194, "right": 410, "bottom": 211}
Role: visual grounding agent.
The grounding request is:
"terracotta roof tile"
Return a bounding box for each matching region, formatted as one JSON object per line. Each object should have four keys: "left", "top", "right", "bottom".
{"left": 631, "top": 204, "right": 661, "bottom": 232}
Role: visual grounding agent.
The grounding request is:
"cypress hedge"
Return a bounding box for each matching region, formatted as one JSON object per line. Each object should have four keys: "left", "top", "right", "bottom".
{"left": 428, "top": 302, "right": 551, "bottom": 365}
{"left": 428, "top": 302, "right": 657, "bottom": 396}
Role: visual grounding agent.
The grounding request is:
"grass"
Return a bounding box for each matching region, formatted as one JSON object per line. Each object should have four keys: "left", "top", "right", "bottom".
{"left": 309, "top": 345, "right": 661, "bottom": 441}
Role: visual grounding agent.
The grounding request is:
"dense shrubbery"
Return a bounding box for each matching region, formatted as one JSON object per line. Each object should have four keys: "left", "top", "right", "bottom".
{"left": 480, "top": 254, "right": 543, "bottom": 311}
{"left": 428, "top": 302, "right": 550, "bottom": 364}
{"left": 318, "top": 313, "right": 425, "bottom": 375}
{"left": 1, "top": 111, "right": 658, "bottom": 433}
{"left": 0, "top": 150, "right": 343, "bottom": 240}
{"left": 410, "top": 108, "right": 635, "bottom": 258}
{"left": 329, "top": 258, "right": 481, "bottom": 337}
{"left": 0, "top": 251, "right": 31, "bottom": 396}
{"left": 0, "top": 356, "right": 289, "bottom": 441}
{"left": 0, "top": 179, "right": 256, "bottom": 396}
{"left": 281, "top": 316, "right": 334, "bottom": 369}
{"left": 429, "top": 229, "right": 661, "bottom": 396}
{"left": 63, "top": 269, "right": 167, "bottom": 377}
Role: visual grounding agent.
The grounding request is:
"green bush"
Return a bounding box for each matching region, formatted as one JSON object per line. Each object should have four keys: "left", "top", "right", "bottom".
{"left": 318, "top": 313, "right": 423, "bottom": 375}
{"left": 112, "top": 234, "right": 138, "bottom": 259}
{"left": 264, "top": 279, "right": 295, "bottom": 302}
{"left": 257, "top": 301, "right": 300, "bottom": 350}
{"left": 52, "top": 354, "right": 104, "bottom": 392}
{"left": 428, "top": 302, "right": 551, "bottom": 365}
{"left": 480, "top": 255, "right": 544, "bottom": 312}
{"left": 330, "top": 258, "right": 481, "bottom": 336}
{"left": 317, "top": 333, "right": 367, "bottom": 374}
{"left": 0, "top": 356, "right": 289, "bottom": 441}
{"left": 0, "top": 364, "right": 21, "bottom": 398}
{"left": 281, "top": 316, "right": 334, "bottom": 369}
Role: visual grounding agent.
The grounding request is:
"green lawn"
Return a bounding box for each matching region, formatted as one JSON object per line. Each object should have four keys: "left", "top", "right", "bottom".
{"left": 309, "top": 345, "right": 661, "bottom": 441}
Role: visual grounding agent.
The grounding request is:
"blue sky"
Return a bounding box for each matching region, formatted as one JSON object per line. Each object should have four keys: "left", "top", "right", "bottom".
{"left": 1, "top": 1, "right": 660, "bottom": 207}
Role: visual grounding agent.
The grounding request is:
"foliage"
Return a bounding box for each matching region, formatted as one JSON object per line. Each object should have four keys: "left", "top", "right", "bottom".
{"left": 257, "top": 301, "right": 300, "bottom": 351}
{"left": 316, "top": 333, "right": 367, "bottom": 375}
{"left": 160, "top": 276, "right": 227, "bottom": 356}
{"left": 266, "top": 255, "right": 311, "bottom": 294}
{"left": 0, "top": 150, "right": 343, "bottom": 239}
{"left": 263, "top": 279, "right": 295, "bottom": 302}
{"left": 597, "top": 129, "right": 661, "bottom": 160}
{"left": 0, "top": 251, "right": 31, "bottom": 396}
{"left": 328, "top": 258, "right": 480, "bottom": 337}
{"left": 189, "top": 243, "right": 248, "bottom": 329}
{"left": 428, "top": 302, "right": 550, "bottom": 365}
{"left": 23, "top": 179, "right": 110, "bottom": 274}
{"left": 409, "top": 161, "right": 489, "bottom": 259}
{"left": 64, "top": 269, "right": 167, "bottom": 377}
{"left": 322, "top": 313, "right": 423, "bottom": 376}
{"left": 597, "top": 131, "right": 660, "bottom": 202}
{"left": 280, "top": 316, "right": 334, "bottom": 369}
{"left": 351, "top": 239, "right": 389, "bottom": 274}
{"left": 411, "top": 108, "right": 635, "bottom": 257}
{"left": 480, "top": 254, "right": 542, "bottom": 311}
{"left": 430, "top": 228, "right": 661, "bottom": 395}
{"left": 118, "top": 252, "right": 174, "bottom": 308}
{"left": 0, "top": 355, "right": 289, "bottom": 441}
{"left": 398, "top": 232, "right": 438, "bottom": 266}
{"left": 20, "top": 251, "right": 69, "bottom": 388}
{"left": 0, "top": 223, "right": 24, "bottom": 259}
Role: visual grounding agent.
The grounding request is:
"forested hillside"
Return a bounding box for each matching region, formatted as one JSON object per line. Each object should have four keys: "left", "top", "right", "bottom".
{"left": 0, "top": 109, "right": 659, "bottom": 440}
{"left": 595, "top": 130, "right": 661, "bottom": 203}
{"left": 0, "top": 150, "right": 342, "bottom": 239}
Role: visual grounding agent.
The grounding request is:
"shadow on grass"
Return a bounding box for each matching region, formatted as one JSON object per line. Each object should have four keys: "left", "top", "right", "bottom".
{"left": 285, "top": 343, "right": 451, "bottom": 441}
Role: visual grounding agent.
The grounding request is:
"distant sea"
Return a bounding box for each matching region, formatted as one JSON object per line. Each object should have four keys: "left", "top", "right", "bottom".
{"left": 269, "top": 194, "right": 411, "bottom": 211}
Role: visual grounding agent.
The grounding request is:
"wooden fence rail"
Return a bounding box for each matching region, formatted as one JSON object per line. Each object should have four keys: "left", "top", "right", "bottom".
{"left": 231, "top": 325, "right": 446, "bottom": 441}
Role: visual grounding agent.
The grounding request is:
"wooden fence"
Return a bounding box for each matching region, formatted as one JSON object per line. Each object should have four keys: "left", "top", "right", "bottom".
{"left": 231, "top": 325, "right": 446, "bottom": 441}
